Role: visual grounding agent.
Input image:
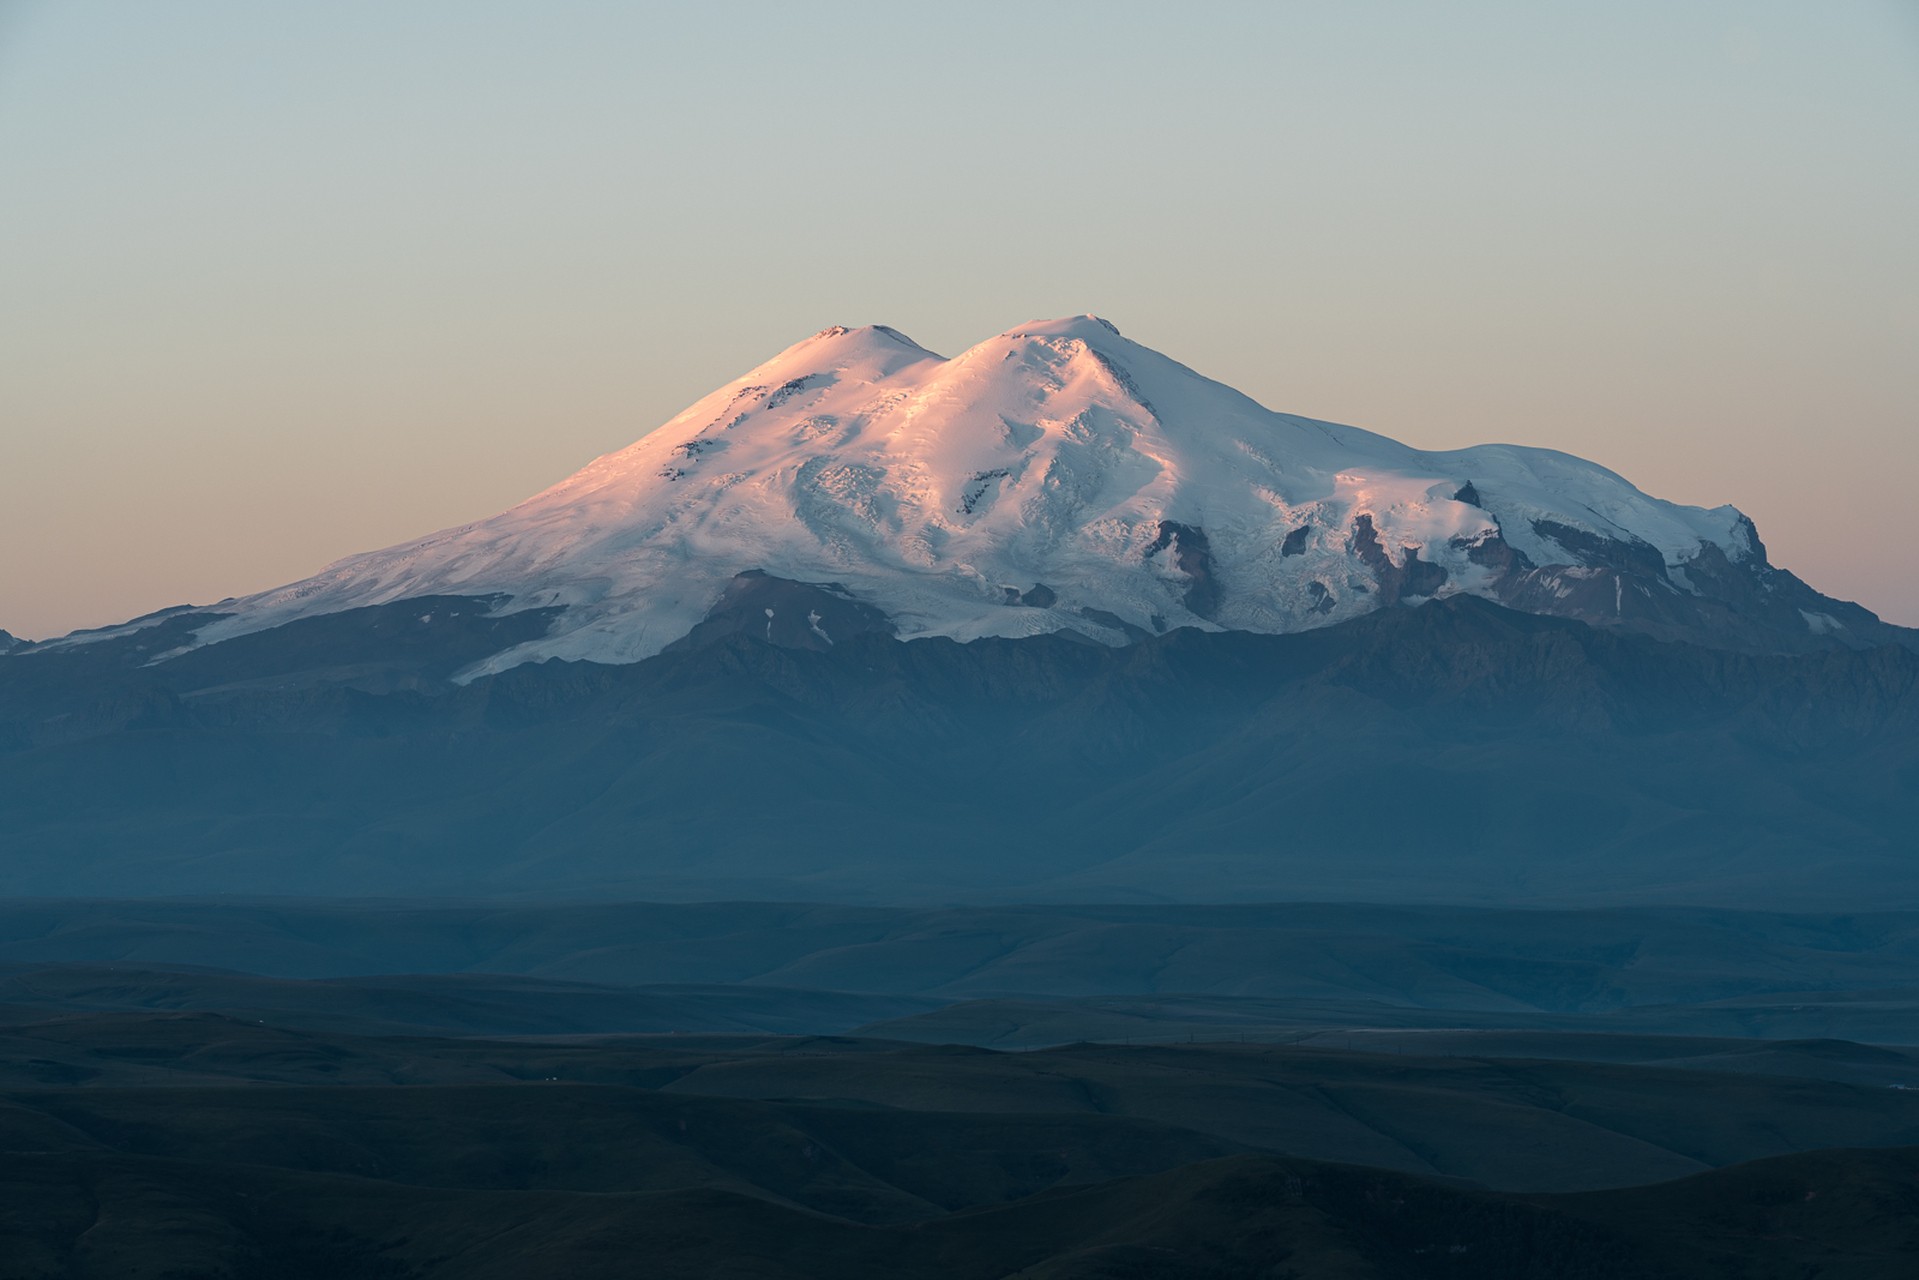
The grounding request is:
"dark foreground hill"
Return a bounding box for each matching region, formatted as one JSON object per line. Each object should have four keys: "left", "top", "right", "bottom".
{"left": 13, "top": 1013, "right": 1919, "bottom": 1190}
{"left": 3, "top": 1008, "right": 1917, "bottom": 1279}
{"left": 8, "top": 907, "right": 1919, "bottom": 1279}
{"left": 12, "top": 1145, "right": 1917, "bottom": 1280}
{"left": 3, "top": 597, "right": 1918, "bottom": 904}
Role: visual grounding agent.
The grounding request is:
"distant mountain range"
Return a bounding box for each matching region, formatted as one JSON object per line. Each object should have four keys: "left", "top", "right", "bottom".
{"left": 4, "top": 317, "right": 1915, "bottom": 904}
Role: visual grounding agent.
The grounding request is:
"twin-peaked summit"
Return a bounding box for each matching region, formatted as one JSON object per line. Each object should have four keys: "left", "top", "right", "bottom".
{"left": 186, "top": 315, "right": 1906, "bottom": 672}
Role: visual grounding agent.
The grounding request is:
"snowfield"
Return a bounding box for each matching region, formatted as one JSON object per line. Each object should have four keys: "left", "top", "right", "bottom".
{"left": 189, "top": 315, "right": 1756, "bottom": 675}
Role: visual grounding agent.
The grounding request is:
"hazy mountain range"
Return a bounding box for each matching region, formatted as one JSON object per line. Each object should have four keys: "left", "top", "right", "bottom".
{"left": 4, "top": 317, "right": 1915, "bottom": 904}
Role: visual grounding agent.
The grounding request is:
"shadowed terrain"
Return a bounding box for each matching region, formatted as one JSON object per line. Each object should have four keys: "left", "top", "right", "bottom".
{"left": 4, "top": 902, "right": 1919, "bottom": 1274}
{"left": 8, "top": 1145, "right": 1917, "bottom": 1280}
{"left": 6, "top": 1003, "right": 1919, "bottom": 1192}
{"left": 5, "top": 599, "right": 1917, "bottom": 904}
{"left": 5, "top": 899, "right": 1919, "bottom": 1045}
{"left": 3, "top": 1006, "right": 1918, "bottom": 1278}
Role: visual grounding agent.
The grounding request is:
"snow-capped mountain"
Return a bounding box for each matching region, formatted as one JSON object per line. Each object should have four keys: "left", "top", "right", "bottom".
{"left": 73, "top": 316, "right": 1915, "bottom": 672}
{"left": 7, "top": 320, "right": 1919, "bottom": 904}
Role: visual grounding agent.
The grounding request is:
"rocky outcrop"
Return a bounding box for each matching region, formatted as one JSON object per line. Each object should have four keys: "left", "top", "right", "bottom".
{"left": 1471, "top": 516, "right": 1912, "bottom": 655}
{"left": 1350, "top": 515, "right": 1448, "bottom": 606}
{"left": 665, "top": 571, "right": 898, "bottom": 653}
{"left": 1147, "top": 521, "right": 1221, "bottom": 620}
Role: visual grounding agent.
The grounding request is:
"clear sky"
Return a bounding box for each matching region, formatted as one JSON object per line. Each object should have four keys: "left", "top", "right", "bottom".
{"left": 2, "top": 1, "right": 1915, "bottom": 639}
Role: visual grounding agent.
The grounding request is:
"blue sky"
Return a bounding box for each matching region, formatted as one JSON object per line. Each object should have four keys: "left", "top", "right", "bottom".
{"left": 2, "top": 1, "right": 1915, "bottom": 635}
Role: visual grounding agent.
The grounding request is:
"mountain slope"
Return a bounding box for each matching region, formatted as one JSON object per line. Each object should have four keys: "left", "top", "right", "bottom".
{"left": 4, "top": 598, "right": 1916, "bottom": 903}
{"left": 32, "top": 316, "right": 1907, "bottom": 674}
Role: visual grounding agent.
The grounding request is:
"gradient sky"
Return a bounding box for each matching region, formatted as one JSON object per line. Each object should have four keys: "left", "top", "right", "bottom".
{"left": 2, "top": 1, "right": 1915, "bottom": 639}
